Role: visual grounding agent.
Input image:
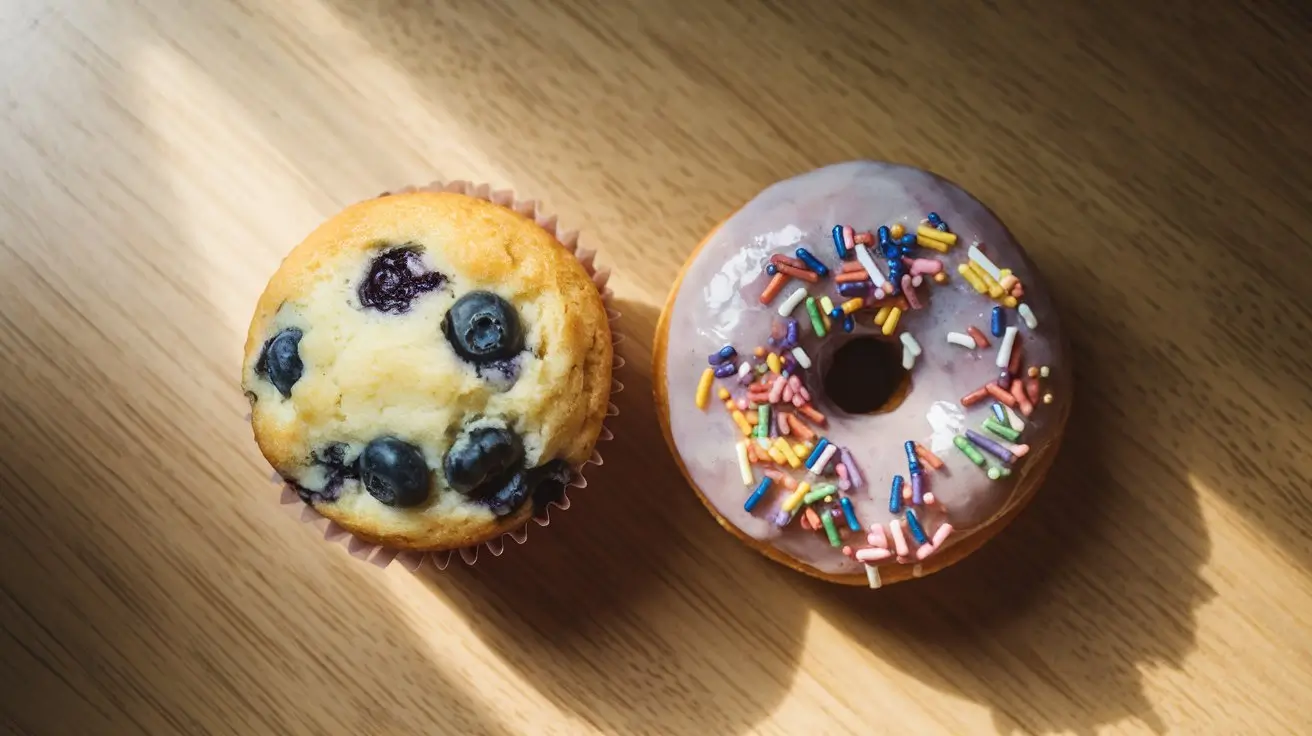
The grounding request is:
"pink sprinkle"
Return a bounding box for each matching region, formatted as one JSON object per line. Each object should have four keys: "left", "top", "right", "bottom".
{"left": 915, "top": 543, "right": 936, "bottom": 561}
{"left": 1011, "top": 443, "right": 1030, "bottom": 457}
{"left": 842, "top": 545, "right": 856, "bottom": 558}
{"left": 842, "top": 225, "right": 855, "bottom": 252}
{"left": 923, "top": 492, "right": 937, "bottom": 506}
{"left": 902, "top": 256, "right": 944, "bottom": 275}
{"left": 889, "top": 520, "right": 910, "bottom": 557}
{"left": 768, "top": 375, "right": 786, "bottom": 403}
{"left": 838, "top": 479, "right": 851, "bottom": 492}
{"left": 799, "top": 385, "right": 812, "bottom": 402}
{"left": 873, "top": 287, "right": 887, "bottom": 299}
{"left": 856, "top": 547, "right": 892, "bottom": 562}
{"left": 912, "top": 274, "right": 923, "bottom": 288}
{"left": 902, "top": 274, "right": 923, "bottom": 309}
{"left": 791, "top": 394, "right": 805, "bottom": 407}
{"left": 867, "top": 524, "right": 888, "bottom": 548}
{"left": 776, "top": 412, "right": 791, "bottom": 435}
{"left": 932, "top": 523, "right": 954, "bottom": 547}
{"left": 836, "top": 463, "right": 849, "bottom": 482}
{"left": 736, "top": 398, "right": 749, "bottom": 411}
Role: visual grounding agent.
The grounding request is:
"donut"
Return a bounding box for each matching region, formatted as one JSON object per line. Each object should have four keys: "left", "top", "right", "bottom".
{"left": 242, "top": 189, "right": 613, "bottom": 551}
{"left": 654, "top": 161, "right": 1070, "bottom": 587}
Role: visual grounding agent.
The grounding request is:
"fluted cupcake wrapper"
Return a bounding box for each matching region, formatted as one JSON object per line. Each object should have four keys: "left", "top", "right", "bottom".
{"left": 263, "top": 179, "right": 623, "bottom": 571}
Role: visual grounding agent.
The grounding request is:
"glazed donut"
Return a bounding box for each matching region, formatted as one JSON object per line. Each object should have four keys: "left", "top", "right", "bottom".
{"left": 654, "top": 161, "right": 1070, "bottom": 587}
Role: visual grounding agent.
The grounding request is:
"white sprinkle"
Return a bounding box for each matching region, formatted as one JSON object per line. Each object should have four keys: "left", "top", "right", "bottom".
{"left": 1004, "top": 404, "right": 1026, "bottom": 432}
{"left": 996, "top": 326, "right": 1019, "bottom": 368}
{"left": 900, "top": 332, "right": 923, "bottom": 357}
{"left": 946, "top": 331, "right": 976, "bottom": 349}
{"left": 735, "top": 442, "right": 753, "bottom": 486}
{"left": 756, "top": 436, "right": 772, "bottom": 451}
{"left": 865, "top": 564, "right": 883, "bottom": 589}
{"left": 777, "top": 287, "right": 808, "bottom": 317}
{"left": 1018, "top": 302, "right": 1038, "bottom": 329}
{"left": 736, "top": 361, "right": 752, "bottom": 382}
{"left": 1040, "top": 365, "right": 1050, "bottom": 378}
{"left": 968, "top": 244, "right": 1003, "bottom": 280}
{"left": 790, "top": 346, "right": 812, "bottom": 369}
{"left": 902, "top": 345, "right": 917, "bottom": 371}
{"left": 809, "top": 443, "right": 838, "bottom": 474}
{"left": 854, "top": 244, "right": 887, "bottom": 287}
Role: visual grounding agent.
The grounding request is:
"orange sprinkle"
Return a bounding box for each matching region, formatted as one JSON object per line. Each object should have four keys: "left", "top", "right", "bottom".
{"left": 987, "top": 382, "right": 1018, "bottom": 408}
{"left": 961, "top": 386, "right": 991, "bottom": 406}
{"left": 803, "top": 507, "right": 822, "bottom": 531}
{"left": 1025, "top": 377, "right": 1041, "bottom": 404}
{"left": 841, "top": 261, "right": 866, "bottom": 273}
{"left": 753, "top": 346, "right": 766, "bottom": 358}
{"left": 746, "top": 411, "right": 759, "bottom": 426}
{"left": 785, "top": 413, "right": 816, "bottom": 442}
{"left": 769, "top": 254, "right": 809, "bottom": 270}
{"left": 853, "top": 231, "right": 874, "bottom": 246}
{"left": 966, "top": 326, "right": 991, "bottom": 348}
{"left": 773, "top": 262, "right": 820, "bottom": 283}
{"left": 1012, "top": 377, "right": 1034, "bottom": 416}
{"left": 836, "top": 270, "right": 872, "bottom": 283}
{"left": 758, "top": 273, "right": 789, "bottom": 305}
{"left": 933, "top": 272, "right": 948, "bottom": 284}
{"left": 1008, "top": 340, "right": 1025, "bottom": 375}
{"left": 746, "top": 443, "right": 760, "bottom": 463}
{"left": 797, "top": 404, "right": 827, "bottom": 425}
{"left": 914, "top": 442, "right": 945, "bottom": 470}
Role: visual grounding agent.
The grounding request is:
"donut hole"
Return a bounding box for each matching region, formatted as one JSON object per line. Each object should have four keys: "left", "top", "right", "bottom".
{"left": 822, "top": 337, "right": 910, "bottom": 415}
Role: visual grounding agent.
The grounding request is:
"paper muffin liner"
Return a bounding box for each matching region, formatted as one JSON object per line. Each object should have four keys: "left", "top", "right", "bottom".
{"left": 259, "top": 180, "right": 624, "bottom": 572}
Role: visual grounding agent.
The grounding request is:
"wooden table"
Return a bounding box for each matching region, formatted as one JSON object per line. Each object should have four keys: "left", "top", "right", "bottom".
{"left": 2, "top": 1, "right": 1309, "bottom": 733}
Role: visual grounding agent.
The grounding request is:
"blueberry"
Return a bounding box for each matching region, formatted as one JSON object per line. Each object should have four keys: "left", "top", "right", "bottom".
{"left": 442, "top": 291, "right": 524, "bottom": 364}
{"left": 529, "top": 459, "right": 572, "bottom": 512}
{"left": 359, "top": 437, "right": 431, "bottom": 507}
{"left": 481, "top": 471, "right": 531, "bottom": 517}
{"left": 255, "top": 328, "right": 304, "bottom": 398}
{"left": 443, "top": 426, "right": 525, "bottom": 494}
{"left": 359, "top": 246, "right": 446, "bottom": 314}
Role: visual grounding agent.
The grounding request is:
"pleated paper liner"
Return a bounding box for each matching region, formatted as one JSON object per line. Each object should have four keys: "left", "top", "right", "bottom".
{"left": 265, "top": 180, "right": 624, "bottom": 571}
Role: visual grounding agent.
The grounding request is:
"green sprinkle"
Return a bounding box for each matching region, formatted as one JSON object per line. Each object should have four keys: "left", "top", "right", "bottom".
{"left": 987, "top": 466, "right": 1001, "bottom": 480}
{"left": 982, "top": 418, "right": 1021, "bottom": 442}
{"left": 803, "top": 483, "right": 837, "bottom": 505}
{"left": 953, "top": 435, "right": 986, "bottom": 465}
{"left": 820, "top": 507, "right": 842, "bottom": 547}
{"left": 757, "top": 405, "right": 769, "bottom": 438}
{"left": 805, "top": 297, "right": 827, "bottom": 337}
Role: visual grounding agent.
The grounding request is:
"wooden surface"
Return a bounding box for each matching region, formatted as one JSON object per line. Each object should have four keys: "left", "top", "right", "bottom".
{"left": 1, "top": 0, "right": 1309, "bottom": 733}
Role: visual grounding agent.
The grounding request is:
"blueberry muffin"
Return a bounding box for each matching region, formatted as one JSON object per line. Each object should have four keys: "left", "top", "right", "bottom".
{"left": 242, "top": 190, "right": 613, "bottom": 551}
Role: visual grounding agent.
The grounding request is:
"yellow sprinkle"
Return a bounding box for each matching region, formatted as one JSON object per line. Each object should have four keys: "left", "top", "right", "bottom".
{"left": 717, "top": 387, "right": 730, "bottom": 401}
{"left": 916, "top": 225, "right": 958, "bottom": 246}
{"left": 840, "top": 298, "right": 864, "bottom": 315}
{"left": 874, "top": 305, "right": 893, "bottom": 325}
{"left": 933, "top": 272, "right": 948, "bottom": 284}
{"left": 957, "top": 263, "right": 988, "bottom": 293}
{"left": 881, "top": 306, "right": 902, "bottom": 336}
{"left": 767, "top": 445, "right": 787, "bottom": 465}
{"left": 999, "top": 274, "right": 1019, "bottom": 291}
{"left": 890, "top": 223, "right": 906, "bottom": 239}
{"left": 723, "top": 399, "right": 735, "bottom": 411}
{"left": 695, "top": 368, "right": 714, "bottom": 409}
{"left": 916, "top": 235, "right": 950, "bottom": 253}
{"left": 782, "top": 481, "right": 811, "bottom": 513}
{"left": 820, "top": 296, "right": 836, "bottom": 315}
{"left": 775, "top": 438, "right": 803, "bottom": 469}
{"left": 822, "top": 313, "right": 832, "bottom": 331}
{"left": 767, "top": 352, "right": 782, "bottom": 374}
{"left": 999, "top": 268, "right": 1013, "bottom": 279}
{"left": 967, "top": 260, "right": 1004, "bottom": 298}
{"left": 731, "top": 410, "right": 752, "bottom": 435}
{"left": 1000, "top": 295, "right": 1019, "bottom": 308}
{"left": 1043, "top": 392, "right": 1054, "bottom": 405}
{"left": 793, "top": 442, "right": 811, "bottom": 458}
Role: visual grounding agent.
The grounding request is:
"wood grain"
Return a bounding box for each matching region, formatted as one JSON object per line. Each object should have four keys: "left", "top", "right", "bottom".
{"left": 1, "top": 0, "right": 1309, "bottom": 733}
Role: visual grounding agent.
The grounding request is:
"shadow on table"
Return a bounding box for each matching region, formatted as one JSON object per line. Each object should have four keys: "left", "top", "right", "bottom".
{"left": 413, "top": 297, "right": 809, "bottom": 735}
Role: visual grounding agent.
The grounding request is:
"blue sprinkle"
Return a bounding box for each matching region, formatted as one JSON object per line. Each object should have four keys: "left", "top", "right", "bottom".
{"left": 708, "top": 345, "right": 736, "bottom": 365}
{"left": 831, "top": 225, "right": 849, "bottom": 260}
{"left": 991, "top": 305, "right": 1005, "bottom": 337}
{"left": 744, "top": 477, "right": 772, "bottom": 512}
{"left": 842, "top": 315, "right": 855, "bottom": 333}
{"left": 839, "top": 497, "right": 861, "bottom": 532}
{"left": 880, "top": 242, "right": 900, "bottom": 259}
{"left": 805, "top": 438, "right": 830, "bottom": 469}
{"left": 766, "top": 263, "right": 778, "bottom": 276}
{"left": 937, "top": 222, "right": 949, "bottom": 232}
{"left": 889, "top": 475, "right": 904, "bottom": 513}
{"left": 785, "top": 319, "right": 799, "bottom": 347}
{"left": 794, "top": 247, "right": 830, "bottom": 277}
{"left": 992, "top": 402, "right": 1009, "bottom": 424}
{"left": 877, "top": 225, "right": 891, "bottom": 244}
{"left": 714, "top": 361, "right": 737, "bottom": 378}
{"left": 903, "top": 441, "right": 922, "bottom": 475}
{"left": 905, "top": 509, "right": 929, "bottom": 545}
{"left": 927, "top": 212, "right": 943, "bottom": 226}
{"left": 829, "top": 308, "right": 843, "bottom": 319}
{"left": 898, "top": 233, "right": 917, "bottom": 249}
{"left": 837, "top": 281, "right": 872, "bottom": 298}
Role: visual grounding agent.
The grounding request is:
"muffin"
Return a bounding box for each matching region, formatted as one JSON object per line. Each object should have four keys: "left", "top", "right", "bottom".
{"left": 654, "top": 161, "right": 1070, "bottom": 587}
{"left": 243, "top": 184, "right": 614, "bottom": 555}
